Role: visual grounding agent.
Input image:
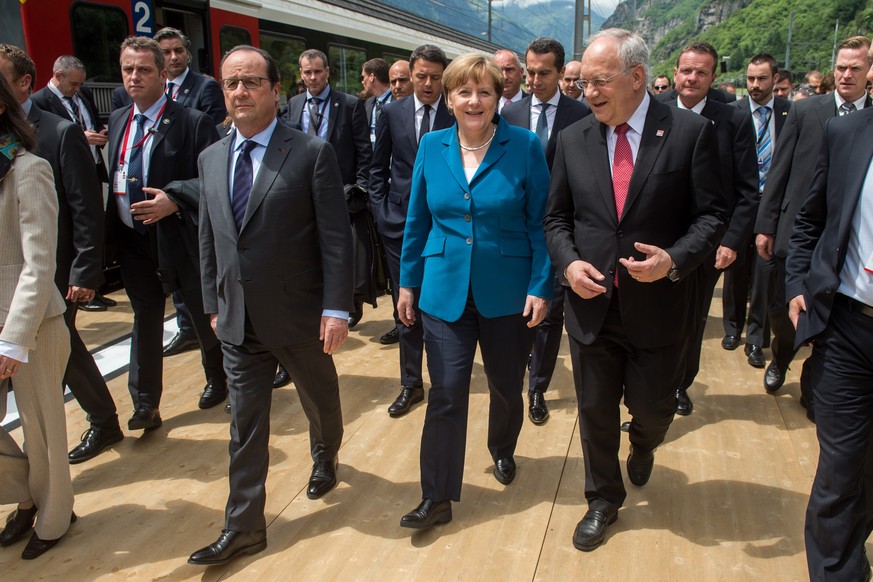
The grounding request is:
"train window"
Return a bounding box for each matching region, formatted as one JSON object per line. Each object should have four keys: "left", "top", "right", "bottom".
{"left": 71, "top": 3, "right": 129, "bottom": 83}
{"left": 260, "top": 31, "right": 305, "bottom": 104}
{"left": 328, "top": 45, "right": 366, "bottom": 95}
{"left": 219, "top": 26, "right": 251, "bottom": 57}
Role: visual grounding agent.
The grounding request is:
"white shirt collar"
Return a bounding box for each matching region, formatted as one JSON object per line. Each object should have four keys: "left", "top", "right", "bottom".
{"left": 749, "top": 94, "right": 775, "bottom": 111}
{"left": 835, "top": 90, "right": 867, "bottom": 111}
{"left": 414, "top": 94, "right": 442, "bottom": 112}
{"left": 133, "top": 95, "right": 168, "bottom": 122}
{"left": 168, "top": 67, "right": 190, "bottom": 87}
{"left": 233, "top": 117, "right": 278, "bottom": 152}
{"left": 531, "top": 90, "right": 561, "bottom": 108}
{"left": 677, "top": 95, "right": 707, "bottom": 114}
{"left": 617, "top": 91, "right": 650, "bottom": 136}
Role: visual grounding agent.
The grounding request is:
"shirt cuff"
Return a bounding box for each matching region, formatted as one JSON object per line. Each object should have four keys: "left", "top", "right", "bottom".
{"left": 0, "top": 340, "right": 30, "bottom": 363}
{"left": 322, "top": 309, "right": 350, "bottom": 320}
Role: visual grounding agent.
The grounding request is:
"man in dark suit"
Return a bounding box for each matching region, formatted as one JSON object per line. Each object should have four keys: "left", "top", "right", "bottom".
{"left": 493, "top": 49, "right": 526, "bottom": 112}
{"left": 656, "top": 42, "right": 758, "bottom": 416}
{"left": 785, "top": 103, "right": 873, "bottom": 582}
{"left": 755, "top": 36, "right": 871, "bottom": 407}
{"left": 152, "top": 27, "right": 229, "bottom": 358}
{"left": 189, "top": 45, "right": 353, "bottom": 566}
{"left": 361, "top": 57, "right": 392, "bottom": 145}
{"left": 389, "top": 60, "right": 413, "bottom": 101}
{"left": 369, "top": 44, "right": 452, "bottom": 418}
{"left": 723, "top": 54, "right": 791, "bottom": 373}
{"left": 502, "top": 37, "right": 590, "bottom": 424}
{"left": 107, "top": 36, "right": 224, "bottom": 429}
{"left": 561, "top": 60, "right": 583, "bottom": 100}
{"left": 0, "top": 45, "right": 122, "bottom": 463}
{"left": 544, "top": 29, "right": 726, "bottom": 552}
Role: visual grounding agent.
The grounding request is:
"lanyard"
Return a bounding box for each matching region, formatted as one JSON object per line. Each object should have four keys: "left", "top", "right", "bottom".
{"left": 117, "top": 102, "right": 167, "bottom": 167}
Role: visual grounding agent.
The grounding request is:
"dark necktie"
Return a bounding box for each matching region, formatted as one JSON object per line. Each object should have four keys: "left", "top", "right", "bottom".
{"left": 232, "top": 140, "right": 257, "bottom": 231}
{"left": 166, "top": 82, "right": 174, "bottom": 100}
{"left": 612, "top": 123, "right": 633, "bottom": 286}
{"left": 419, "top": 104, "right": 431, "bottom": 143}
{"left": 308, "top": 97, "right": 323, "bottom": 136}
{"left": 64, "top": 96, "right": 82, "bottom": 126}
{"left": 536, "top": 102, "right": 551, "bottom": 150}
{"left": 755, "top": 106, "right": 772, "bottom": 193}
{"left": 839, "top": 101, "right": 856, "bottom": 116}
{"left": 127, "top": 113, "right": 147, "bottom": 233}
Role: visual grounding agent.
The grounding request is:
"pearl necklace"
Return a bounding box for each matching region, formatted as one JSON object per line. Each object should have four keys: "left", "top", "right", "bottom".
{"left": 458, "top": 124, "right": 497, "bottom": 151}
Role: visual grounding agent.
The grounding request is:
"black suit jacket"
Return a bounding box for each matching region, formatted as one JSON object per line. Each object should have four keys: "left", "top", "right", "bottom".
{"left": 786, "top": 107, "right": 873, "bottom": 346}
{"left": 28, "top": 104, "right": 104, "bottom": 292}
{"left": 756, "top": 93, "right": 872, "bottom": 257}
{"left": 501, "top": 93, "right": 591, "bottom": 169}
{"left": 106, "top": 99, "right": 218, "bottom": 292}
{"left": 199, "top": 122, "right": 354, "bottom": 347}
{"left": 543, "top": 98, "right": 728, "bottom": 348}
{"left": 31, "top": 85, "right": 108, "bottom": 182}
{"left": 656, "top": 93, "right": 758, "bottom": 251}
{"left": 732, "top": 96, "right": 791, "bottom": 141}
{"left": 112, "top": 71, "right": 226, "bottom": 125}
{"left": 368, "top": 95, "right": 452, "bottom": 239}
{"left": 283, "top": 89, "right": 372, "bottom": 187}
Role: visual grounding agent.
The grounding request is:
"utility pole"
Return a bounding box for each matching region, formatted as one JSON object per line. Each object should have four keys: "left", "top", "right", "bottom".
{"left": 831, "top": 20, "right": 839, "bottom": 69}
{"left": 785, "top": 10, "right": 793, "bottom": 70}
{"left": 487, "top": 0, "right": 492, "bottom": 43}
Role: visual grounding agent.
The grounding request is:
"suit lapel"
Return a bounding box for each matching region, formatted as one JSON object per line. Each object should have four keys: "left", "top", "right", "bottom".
{"left": 146, "top": 101, "right": 175, "bottom": 180}
{"left": 241, "top": 123, "right": 294, "bottom": 231}
{"left": 404, "top": 98, "right": 419, "bottom": 153}
{"left": 838, "top": 113, "right": 873, "bottom": 236}
{"left": 585, "top": 120, "right": 616, "bottom": 222}
{"left": 434, "top": 100, "right": 452, "bottom": 131}
{"left": 214, "top": 133, "right": 236, "bottom": 236}
{"left": 326, "top": 91, "right": 340, "bottom": 140}
{"left": 288, "top": 96, "right": 305, "bottom": 130}
{"left": 441, "top": 129, "right": 467, "bottom": 191}
{"left": 108, "top": 105, "right": 132, "bottom": 167}
{"left": 175, "top": 74, "right": 195, "bottom": 106}
{"left": 622, "top": 101, "right": 671, "bottom": 222}
{"left": 470, "top": 122, "right": 507, "bottom": 184}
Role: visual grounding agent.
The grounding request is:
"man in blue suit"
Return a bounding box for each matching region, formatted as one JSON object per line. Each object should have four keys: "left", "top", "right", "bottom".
{"left": 369, "top": 45, "right": 452, "bottom": 418}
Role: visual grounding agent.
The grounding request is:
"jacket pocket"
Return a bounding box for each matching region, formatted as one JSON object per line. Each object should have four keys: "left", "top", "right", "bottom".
{"left": 422, "top": 237, "right": 446, "bottom": 257}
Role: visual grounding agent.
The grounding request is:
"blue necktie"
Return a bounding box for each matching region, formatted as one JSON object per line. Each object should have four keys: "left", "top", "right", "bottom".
{"left": 128, "top": 113, "right": 147, "bottom": 233}
{"left": 232, "top": 140, "right": 257, "bottom": 231}
{"left": 755, "top": 106, "right": 772, "bottom": 194}
{"left": 536, "top": 102, "right": 551, "bottom": 150}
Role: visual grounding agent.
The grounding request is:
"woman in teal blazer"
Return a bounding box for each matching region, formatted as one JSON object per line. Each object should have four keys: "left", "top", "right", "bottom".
{"left": 397, "top": 54, "right": 553, "bottom": 530}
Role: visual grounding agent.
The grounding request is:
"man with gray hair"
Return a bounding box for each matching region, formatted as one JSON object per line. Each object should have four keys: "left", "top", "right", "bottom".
{"left": 544, "top": 28, "right": 726, "bottom": 551}
{"left": 493, "top": 49, "right": 525, "bottom": 111}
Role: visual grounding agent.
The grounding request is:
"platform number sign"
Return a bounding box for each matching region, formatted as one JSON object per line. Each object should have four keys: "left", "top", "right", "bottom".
{"left": 133, "top": 0, "right": 155, "bottom": 36}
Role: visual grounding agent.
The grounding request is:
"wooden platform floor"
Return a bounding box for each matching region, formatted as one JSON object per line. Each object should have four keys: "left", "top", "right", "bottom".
{"left": 1, "top": 285, "right": 837, "bottom": 581}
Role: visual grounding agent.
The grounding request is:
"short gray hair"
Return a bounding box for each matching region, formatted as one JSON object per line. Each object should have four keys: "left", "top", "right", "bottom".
{"left": 587, "top": 28, "right": 649, "bottom": 85}
{"left": 53, "top": 55, "right": 85, "bottom": 75}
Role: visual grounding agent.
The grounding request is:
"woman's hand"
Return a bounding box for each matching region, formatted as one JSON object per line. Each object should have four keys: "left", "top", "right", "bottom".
{"left": 523, "top": 295, "right": 549, "bottom": 328}
{"left": 0, "top": 356, "right": 23, "bottom": 380}
{"left": 398, "top": 287, "right": 416, "bottom": 327}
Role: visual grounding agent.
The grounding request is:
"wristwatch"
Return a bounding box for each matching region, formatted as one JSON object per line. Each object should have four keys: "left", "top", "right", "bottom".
{"left": 667, "top": 262, "right": 680, "bottom": 282}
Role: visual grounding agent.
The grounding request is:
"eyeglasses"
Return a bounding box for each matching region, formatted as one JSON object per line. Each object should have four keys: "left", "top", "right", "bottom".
{"left": 221, "top": 77, "right": 270, "bottom": 91}
{"left": 654, "top": 84, "right": 670, "bottom": 91}
{"left": 575, "top": 69, "right": 631, "bottom": 91}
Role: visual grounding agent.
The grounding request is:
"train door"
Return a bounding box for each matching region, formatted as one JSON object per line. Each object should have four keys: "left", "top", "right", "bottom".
{"left": 155, "top": 2, "right": 214, "bottom": 75}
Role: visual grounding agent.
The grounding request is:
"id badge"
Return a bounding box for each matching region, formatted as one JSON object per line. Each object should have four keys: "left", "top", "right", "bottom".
{"left": 113, "top": 167, "right": 127, "bottom": 196}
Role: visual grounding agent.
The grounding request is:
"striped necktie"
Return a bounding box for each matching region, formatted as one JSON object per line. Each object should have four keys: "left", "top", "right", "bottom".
{"left": 755, "top": 106, "right": 772, "bottom": 194}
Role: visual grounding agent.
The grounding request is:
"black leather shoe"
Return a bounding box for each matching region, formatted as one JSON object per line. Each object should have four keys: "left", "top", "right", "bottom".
{"left": 388, "top": 386, "right": 424, "bottom": 417}
{"left": 307, "top": 459, "right": 338, "bottom": 499}
{"left": 627, "top": 447, "right": 655, "bottom": 486}
{"left": 572, "top": 508, "right": 617, "bottom": 551}
{"left": 68, "top": 426, "right": 124, "bottom": 464}
{"left": 379, "top": 328, "right": 399, "bottom": 345}
{"left": 745, "top": 344, "right": 765, "bottom": 368}
{"left": 273, "top": 365, "right": 292, "bottom": 389}
{"left": 764, "top": 362, "right": 785, "bottom": 393}
{"left": 400, "top": 499, "right": 452, "bottom": 529}
{"left": 78, "top": 299, "right": 107, "bottom": 312}
{"left": 225, "top": 403, "right": 231, "bottom": 414}
{"left": 188, "top": 529, "right": 267, "bottom": 566}
{"left": 528, "top": 391, "right": 550, "bottom": 425}
{"left": 0, "top": 506, "right": 37, "bottom": 546}
{"left": 721, "top": 334, "right": 741, "bottom": 350}
{"left": 494, "top": 457, "right": 516, "bottom": 485}
{"left": 21, "top": 513, "right": 76, "bottom": 559}
{"left": 198, "top": 382, "right": 228, "bottom": 409}
{"left": 620, "top": 421, "right": 631, "bottom": 432}
{"left": 128, "top": 407, "right": 162, "bottom": 431}
{"left": 675, "top": 388, "right": 693, "bottom": 416}
{"left": 95, "top": 294, "right": 117, "bottom": 307}
{"left": 349, "top": 301, "right": 364, "bottom": 329}
{"left": 162, "top": 332, "right": 199, "bottom": 357}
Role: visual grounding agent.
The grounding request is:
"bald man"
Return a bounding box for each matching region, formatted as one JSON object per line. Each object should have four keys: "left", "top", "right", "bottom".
{"left": 389, "top": 60, "right": 412, "bottom": 100}
{"left": 561, "top": 60, "right": 582, "bottom": 100}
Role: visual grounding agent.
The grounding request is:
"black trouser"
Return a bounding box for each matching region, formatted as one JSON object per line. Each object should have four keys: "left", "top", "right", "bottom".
{"left": 381, "top": 234, "right": 423, "bottom": 388}
{"left": 528, "top": 275, "right": 565, "bottom": 394}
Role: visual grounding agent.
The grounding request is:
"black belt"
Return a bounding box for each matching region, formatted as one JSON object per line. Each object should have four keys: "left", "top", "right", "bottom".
{"left": 836, "top": 293, "right": 873, "bottom": 319}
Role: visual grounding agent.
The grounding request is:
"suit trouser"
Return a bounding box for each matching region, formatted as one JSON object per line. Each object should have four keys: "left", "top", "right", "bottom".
{"left": 804, "top": 296, "right": 873, "bottom": 581}
{"left": 419, "top": 297, "right": 529, "bottom": 502}
{"left": 770, "top": 257, "right": 815, "bottom": 405}
{"left": 569, "top": 290, "right": 682, "bottom": 512}
{"left": 0, "top": 315, "right": 73, "bottom": 540}
{"left": 221, "top": 314, "right": 343, "bottom": 532}
{"left": 381, "top": 234, "right": 424, "bottom": 388}
{"left": 681, "top": 251, "right": 720, "bottom": 391}
{"left": 744, "top": 253, "right": 774, "bottom": 348}
{"left": 528, "top": 275, "right": 565, "bottom": 394}
{"left": 62, "top": 300, "right": 118, "bottom": 429}
{"left": 172, "top": 291, "right": 195, "bottom": 338}
{"left": 722, "top": 244, "right": 753, "bottom": 340}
